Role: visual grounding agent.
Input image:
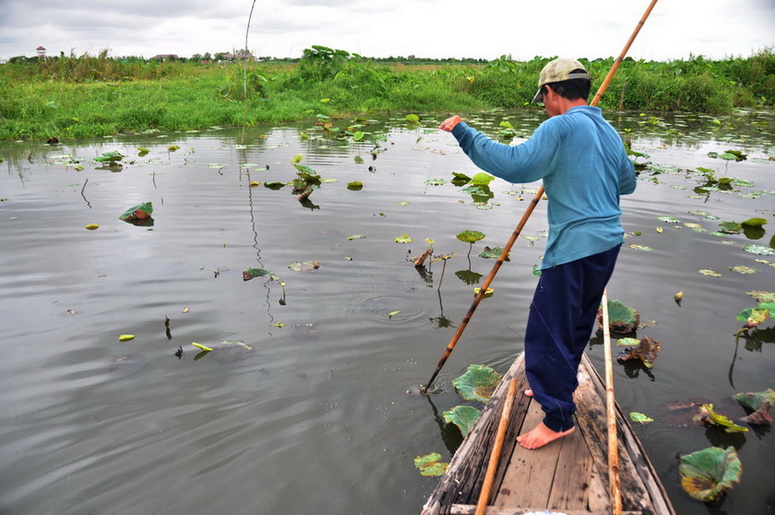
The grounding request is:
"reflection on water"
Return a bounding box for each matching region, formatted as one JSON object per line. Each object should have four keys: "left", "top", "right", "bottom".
{"left": 0, "top": 110, "right": 774, "bottom": 514}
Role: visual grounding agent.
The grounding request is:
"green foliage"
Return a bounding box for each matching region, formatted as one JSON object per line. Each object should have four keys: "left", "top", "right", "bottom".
{"left": 679, "top": 446, "right": 742, "bottom": 503}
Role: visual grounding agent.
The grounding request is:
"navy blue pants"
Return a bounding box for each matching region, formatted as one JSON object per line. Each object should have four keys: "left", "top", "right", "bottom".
{"left": 524, "top": 244, "right": 621, "bottom": 432}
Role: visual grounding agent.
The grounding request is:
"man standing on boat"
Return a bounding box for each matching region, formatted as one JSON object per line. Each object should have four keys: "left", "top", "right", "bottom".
{"left": 439, "top": 58, "right": 636, "bottom": 449}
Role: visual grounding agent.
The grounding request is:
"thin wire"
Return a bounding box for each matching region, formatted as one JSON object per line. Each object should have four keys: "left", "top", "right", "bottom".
{"left": 241, "top": 0, "right": 258, "bottom": 144}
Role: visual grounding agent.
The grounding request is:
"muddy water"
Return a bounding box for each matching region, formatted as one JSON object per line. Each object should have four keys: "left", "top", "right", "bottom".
{"left": 0, "top": 109, "right": 773, "bottom": 514}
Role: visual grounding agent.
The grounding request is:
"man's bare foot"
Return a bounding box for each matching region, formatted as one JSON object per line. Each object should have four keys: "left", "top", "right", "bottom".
{"left": 517, "top": 422, "right": 575, "bottom": 450}
{"left": 524, "top": 389, "right": 533, "bottom": 397}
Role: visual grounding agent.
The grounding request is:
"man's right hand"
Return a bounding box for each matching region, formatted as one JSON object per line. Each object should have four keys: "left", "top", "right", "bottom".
{"left": 439, "top": 115, "right": 463, "bottom": 132}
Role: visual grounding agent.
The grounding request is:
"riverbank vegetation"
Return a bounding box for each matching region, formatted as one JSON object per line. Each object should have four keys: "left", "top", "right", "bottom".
{"left": 1, "top": 46, "right": 772, "bottom": 141}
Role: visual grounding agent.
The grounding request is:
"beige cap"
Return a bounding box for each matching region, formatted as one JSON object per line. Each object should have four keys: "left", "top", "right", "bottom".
{"left": 531, "top": 58, "right": 590, "bottom": 103}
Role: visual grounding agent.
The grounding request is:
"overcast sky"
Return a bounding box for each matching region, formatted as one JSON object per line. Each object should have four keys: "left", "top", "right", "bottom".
{"left": 1, "top": 0, "right": 773, "bottom": 61}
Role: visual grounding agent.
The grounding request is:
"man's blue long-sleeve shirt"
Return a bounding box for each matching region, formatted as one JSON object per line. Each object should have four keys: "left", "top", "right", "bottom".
{"left": 451, "top": 105, "right": 636, "bottom": 269}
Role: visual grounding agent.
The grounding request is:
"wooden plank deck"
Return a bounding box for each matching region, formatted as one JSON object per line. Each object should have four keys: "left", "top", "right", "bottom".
{"left": 422, "top": 353, "right": 675, "bottom": 515}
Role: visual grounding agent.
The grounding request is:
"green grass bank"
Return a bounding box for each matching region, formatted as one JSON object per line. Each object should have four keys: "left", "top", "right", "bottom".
{"left": 1, "top": 48, "right": 773, "bottom": 141}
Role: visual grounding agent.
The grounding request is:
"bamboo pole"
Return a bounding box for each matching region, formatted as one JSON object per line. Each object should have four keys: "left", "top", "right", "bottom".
{"left": 602, "top": 288, "right": 622, "bottom": 514}
{"left": 421, "top": 0, "right": 659, "bottom": 393}
{"left": 475, "top": 377, "right": 518, "bottom": 515}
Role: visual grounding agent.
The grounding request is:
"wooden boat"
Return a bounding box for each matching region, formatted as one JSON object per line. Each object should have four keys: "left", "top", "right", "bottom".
{"left": 422, "top": 352, "right": 675, "bottom": 515}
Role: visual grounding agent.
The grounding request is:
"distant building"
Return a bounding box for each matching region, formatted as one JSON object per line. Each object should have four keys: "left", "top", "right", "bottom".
{"left": 150, "top": 54, "right": 179, "bottom": 61}
{"left": 36, "top": 46, "right": 46, "bottom": 58}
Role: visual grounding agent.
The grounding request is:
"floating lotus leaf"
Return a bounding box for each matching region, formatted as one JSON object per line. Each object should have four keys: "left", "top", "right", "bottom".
{"left": 736, "top": 303, "right": 774, "bottom": 330}
{"left": 658, "top": 215, "right": 680, "bottom": 223}
{"left": 598, "top": 299, "right": 640, "bottom": 335}
{"left": 689, "top": 210, "right": 719, "bottom": 220}
{"left": 733, "top": 389, "right": 774, "bottom": 426}
{"left": 732, "top": 389, "right": 775, "bottom": 411}
{"left": 698, "top": 269, "right": 722, "bottom": 277}
{"left": 471, "top": 172, "right": 495, "bottom": 185}
{"left": 425, "top": 178, "right": 447, "bottom": 186}
{"left": 629, "top": 412, "right": 654, "bottom": 424}
{"left": 85, "top": 224, "right": 99, "bottom": 230}
{"left": 616, "top": 336, "right": 661, "bottom": 369}
{"left": 617, "top": 337, "right": 641, "bottom": 346}
{"left": 405, "top": 114, "right": 420, "bottom": 123}
{"left": 628, "top": 243, "right": 653, "bottom": 251}
{"left": 347, "top": 181, "right": 363, "bottom": 191}
{"left": 679, "top": 446, "right": 742, "bottom": 503}
{"left": 452, "top": 364, "right": 502, "bottom": 403}
{"left": 747, "top": 291, "right": 775, "bottom": 303}
{"left": 394, "top": 233, "right": 413, "bottom": 244}
{"left": 288, "top": 261, "right": 320, "bottom": 272}
{"left": 718, "top": 221, "right": 743, "bottom": 234}
{"left": 348, "top": 234, "right": 366, "bottom": 240}
{"left": 414, "top": 452, "right": 448, "bottom": 477}
{"left": 693, "top": 404, "right": 748, "bottom": 433}
{"left": 743, "top": 244, "right": 775, "bottom": 256}
{"left": 456, "top": 230, "right": 485, "bottom": 244}
{"left": 94, "top": 151, "right": 124, "bottom": 163}
{"left": 479, "top": 246, "right": 509, "bottom": 260}
{"left": 242, "top": 268, "right": 274, "bottom": 281}
{"left": 443, "top": 405, "right": 482, "bottom": 437}
{"left": 730, "top": 266, "right": 757, "bottom": 275}
{"left": 119, "top": 202, "right": 153, "bottom": 222}
{"left": 741, "top": 217, "right": 767, "bottom": 228}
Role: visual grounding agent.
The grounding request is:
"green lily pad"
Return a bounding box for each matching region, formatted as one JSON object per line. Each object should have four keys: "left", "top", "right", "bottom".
{"left": 452, "top": 364, "right": 502, "bottom": 403}
{"left": 743, "top": 244, "right": 775, "bottom": 256}
{"left": 679, "top": 446, "right": 742, "bottom": 503}
{"left": 119, "top": 202, "right": 153, "bottom": 222}
{"left": 629, "top": 412, "right": 654, "bottom": 424}
{"left": 599, "top": 300, "right": 640, "bottom": 335}
{"left": 693, "top": 404, "right": 748, "bottom": 433}
{"left": 741, "top": 217, "right": 767, "bottom": 228}
{"left": 288, "top": 260, "right": 320, "bottom": 272}
{"left": 719, "top": 221, "right": 743, "bottom": 234}
{"left": 443, "top": 405, "right": 482, "bottom": 437}
{"left": 456, "top": 230, "right": 485, "bottom": 244}
{"left": 347, "top": 181, "right": 363, "bottom": 191}
{"left": 414, "top": 452, "right": 448, "bottom": 477}
{"left": 478, "top": 246, "right": 509, "bottom": 260}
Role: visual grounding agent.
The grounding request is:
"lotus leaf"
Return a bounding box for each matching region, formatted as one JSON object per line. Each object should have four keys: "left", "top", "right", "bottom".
{"left": 425, "top": 178, "right": 446, "bottom": 186}
{"left": 414, "top": 452, "right": 448, "bottom": 477}
{"left": 394, "top": 233, "right": 413, "bottom": 244}
{"left": 456, "top": 230, "right": 485, "bottom": 244}
{"left": 730, "top": 265, "right": 757, "bottom": 274}
{"left": 733, "top": 389, "right": 775, "bottom": 411}
{"left": 85, "top": 224, "right": 99, "bottom": 230}
{"left": 658, "top": 215, "right": 680, "bottom": 223}
{"left": 736, "top": 303, "right": 773, "bottom": 330}
{"left": 471, "top": 172, "right": 495, "bottom": 185}
{"left": 616, "top": 336, "right": 661, "bottom": 369}
{"left": 347, "top": 235, "right": 366, "bottom": 240}
{"left": 118, "top": 334, "right": 135, "bottom": 342}
{"left": 629, "top": 412, "right": 654, "bottom": 424}
{"left": 288, "top": 261, "right": 320, "bottom": 272}
{"left": 242, "top": 268, "right": 274, "bottom": 281}
{"left": 405, "top": 114, "right": 420, "bottom": 123}
{"left": 743, "top": 244, "right": 775, "bottom": 256}
{"left": 693, "top": 404, "right": 748, "bottom": 433}
{"left": 443, "top": 405, "right": 482, "bottom": 437}
{"left": 119, "top": 202, "right": 153, "bottom": 222}
{"left": 698, "top": 269, "right": 722, "bottom": 277}
{"left": 617, "top": 337, "right": 641, "bottom": 346}
{"left": 742, "top": 217, "right": 767, "bottom": 227}
{"left": 628, "top": 244, "right": 653, "bottom": 251}
{"left": 598, "top": 300, "right": 640, "bottom": 335}
{"left": 679, "top": 446, "right": 742, "bottom": 503}
{"left": 719, "top": 221, "right": 743, "bottom": 234}
{"left": 479, "top": 246, "right": 509, "bottom": 260}
{"left": 452, "top": 364, "right": 502, "bottom": 403}
{"left": 94, "top": 151, "right": 124, "bottom": 163}
{"left": 347, "top": 181, "right": 363, "bottom": 190}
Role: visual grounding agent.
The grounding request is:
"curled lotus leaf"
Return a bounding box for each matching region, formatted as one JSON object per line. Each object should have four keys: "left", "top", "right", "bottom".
{"left": 679, "top": 446, "right": 742, "bottom": 503}
{"left": 414, "top": 452, "right": 448, "bottom": 477}
{"left": 243, "top": 268, "right": 275, "bottom": 281}
{"left": 732, "top": 388, "right": 775, "bottom": 411}
{"left": 616, "top": 336, "right": 661, "bottom": 369}
{"left": 471, "top": 172, "right": 495, "bottom": 185}
{"left": 693, "top": 404, "right": 748, "bottom": 433}
{"left": 442, "top": 405, "right": 482, "bottom": 437}
{"left": 456, "top": 230, "right": 485, "bottom": 244}
{"left": 394, "top": 233, "right": 413, "bottom": 244}
{"left": 741, "top": 217, "right": 767, "bottom": 228}
{"left": 119, "top": 202, "right": 153, "bottom": 222}
{"left": 452, "top": 364, "right": 502, "bottom": 403}
{"left": 479, "top": 246, "right": 510, "bottom": 260}
{"left": 598, "top": 299, "right": 640, "bottom": 335}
